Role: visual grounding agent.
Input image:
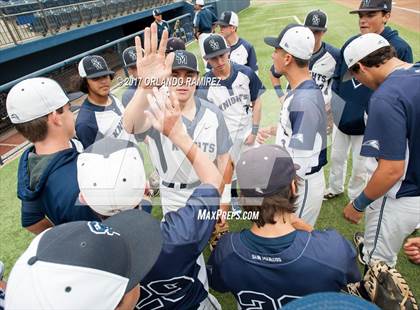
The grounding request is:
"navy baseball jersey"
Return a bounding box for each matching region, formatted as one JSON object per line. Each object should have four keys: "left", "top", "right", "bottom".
{"left": 155, "top": 20, "right": 170, "bottom": 41}
{"left": 0, "top": 288, "right": 4, "bottom": 310}
{"left": 136, "top": 185, "right": 220, "bottom": 309}
{"left": 75, "top": 95, "right": 136, "bottom": 148}
{"left": 361, "top": 63, "right": 420, "bottom": 198}
{"left": 331, "top": 26, "right": 413, "bottom": 135}
{"left": 17, "top": 140, "right": 100, "bottom": 227}
{"left": 138, "top": 97, "right": 232, "bottom": 184}
{"left": 199, "top": 62, "right": 265, "bottom": 139}
{"left": 276, "top": 80, "right": 327, "bottom": 176}
{"left": 206, "top": 37, "right": 259, "bottom": 72}
{"left": 270, "top": 42, "right": 340, "bottom": 103}
{"left": 207, "top": 229, "right": 361, "bottom": 309}
{"left": 193, "top": 8, "right": 217, "bottom": 33}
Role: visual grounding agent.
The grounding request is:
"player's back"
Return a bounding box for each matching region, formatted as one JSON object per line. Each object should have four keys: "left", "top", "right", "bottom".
{"left": 136, "top": 185, "right": 220, "bottom": 309}
{"left": 208, "top": 229, "right": 361, "bottom": 309}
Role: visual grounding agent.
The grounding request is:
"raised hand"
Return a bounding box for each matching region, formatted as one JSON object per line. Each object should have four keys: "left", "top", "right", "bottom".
{"left": 135, "top": 23, "right": 175, "bottom": 88}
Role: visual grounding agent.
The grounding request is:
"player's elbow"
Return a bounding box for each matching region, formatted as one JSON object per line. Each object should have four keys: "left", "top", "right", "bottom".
{"left": 379, "top": 160, "right": 405, "bottom": 182}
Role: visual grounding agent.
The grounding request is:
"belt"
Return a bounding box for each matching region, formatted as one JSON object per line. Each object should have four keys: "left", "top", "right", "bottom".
{"left": 161, "top": 180, "right": 201, "bottom": 190}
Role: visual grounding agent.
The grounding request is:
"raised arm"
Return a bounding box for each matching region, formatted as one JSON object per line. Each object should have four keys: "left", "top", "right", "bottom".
{"left": 123, "top": 23, "right": 174, "bottom": 134}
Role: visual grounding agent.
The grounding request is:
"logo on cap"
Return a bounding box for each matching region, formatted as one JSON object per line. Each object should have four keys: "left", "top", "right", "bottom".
{"left": 363, "top": 0, "right": 371, "bottom": 6}
{"left": 312, "top": 14, "right": 320, "bottom": 26}
{"left": 176, "top": 53, "right": 187, "bottom": 65}
{"left": 128, "top": 49, "right": 136, "bottom": 61}
{"left": 91, "top": 58, "right": 104, "bottom": 70}
{"left": 209, "top": 39, "right": 220, "bottom": 50}
{"left": 9, "top": 114, "right": 20, "bottom": 121}
{"left": 88, "top": 222, "right": 121, "bottom": 236}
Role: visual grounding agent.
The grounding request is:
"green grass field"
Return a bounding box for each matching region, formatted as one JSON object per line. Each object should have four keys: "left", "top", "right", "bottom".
{"left": 0, "top": 0, "right": 419, "bottom": 308}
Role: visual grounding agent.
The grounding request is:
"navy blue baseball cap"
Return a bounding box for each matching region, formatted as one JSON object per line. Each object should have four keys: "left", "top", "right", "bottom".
{"left": 166, "top": 37, "right": 186, "bottom": 54}
{"left": 172, "top": 50, "right": 199, "bottom": 73}
{"left": 78, "top": 55, "right": 114, "bottom": 79}
{"left": 152, "top": 8, "right": 161, "bottom": 16}
{"left": 237, "top": 145, "right": 299, "bottom": 198}
{"left": 350, "top": 0, "right": 392, "bottom": 13}
{"left": 5, "top": 209, "right": 162, "bottom": 308}
{"left": 203, "top": 34, "right": 230, "bottom": 60}
{"left": 304, "top": 10, "right": 328, "bottom": 31}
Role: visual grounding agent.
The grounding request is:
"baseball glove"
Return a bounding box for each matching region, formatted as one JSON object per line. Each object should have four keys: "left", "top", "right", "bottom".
{"left": 364, "top": 261, "right": 418, "bottom": 310}
{"left": 209, "top": 221, "right": 229, "bottom": 251}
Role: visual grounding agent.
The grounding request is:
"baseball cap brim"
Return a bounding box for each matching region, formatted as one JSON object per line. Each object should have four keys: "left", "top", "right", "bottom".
{"left": 307, "top": 26, "right": 327, "bottom": 31}
{"left": 104, "top": 209, "right": 162, "bottom": 292}
{"left": 350, "top": 8, "right": 388, "bottom": 14}
{"left": 172, "top": 64, "right": 200, "bottom": 73}
{"left": 342, "top": 70, "right": 353, "bottom": 82}
{"left": 264, "top": 37, "right": 279, "bottom": 48}
{"left": 85, "top": 70, "right": 115, "bottom": 79}
{"left": 215, "top": 20, "right": 231, "bottom": 26}
{"left": 204, "top": 47, "right": 231, "bottom": 60}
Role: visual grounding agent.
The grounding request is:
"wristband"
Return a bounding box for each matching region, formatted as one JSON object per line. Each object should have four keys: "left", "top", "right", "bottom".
{"left": 274, "top": 85, "right": 284, "bottom": 98}
{"left": 352, "top": 191, "right": 374, "bottom": 212}
{"left": 221, "top": 184, "right": 232, "bottom": 204}
{"left": 251, "top": 125, "right": 259, "bottom": 135}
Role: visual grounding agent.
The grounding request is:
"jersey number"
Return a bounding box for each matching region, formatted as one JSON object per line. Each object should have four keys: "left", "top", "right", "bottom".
{"left": 136, "top": 276, "right": 194, "bottom": 309}
{"left": 237, "top": 291, "right": 300, "bottom": 309}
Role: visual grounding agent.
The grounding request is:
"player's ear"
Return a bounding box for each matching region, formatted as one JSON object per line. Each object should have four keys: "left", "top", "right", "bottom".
{"left": 290, "top": 179, "right": 297, "bottom": 197}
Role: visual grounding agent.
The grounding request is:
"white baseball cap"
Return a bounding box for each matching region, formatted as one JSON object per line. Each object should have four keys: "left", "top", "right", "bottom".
{"left": 77, "top": 138, "right": 146, "bottom": 216}
{"left": 6, "top": 77, "right": 69, "bottom": 124}
{"left": 216, "top": 11, "right": 239, "bottom": 27}
{"left": 195, "top": 0, "right": 204, "bottom": 5}
{"left": 5, "top": 210, "right": 162, "bottom": 309}
{"left": 264, "top": 24, "right": 315, "bottom": 60}
{"left": 343, "top": 33, "right": 390, "bottom": 81}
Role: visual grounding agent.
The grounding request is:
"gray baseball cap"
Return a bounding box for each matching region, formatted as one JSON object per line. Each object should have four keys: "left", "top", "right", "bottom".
{"left": 237, "top": 145, "right": 299, "bottom": 198}
{"left": 203, "top": 34, "right": 230, "bottom": 60}
{"left": 172, "top": 50, "right": 199, "bottom": 73}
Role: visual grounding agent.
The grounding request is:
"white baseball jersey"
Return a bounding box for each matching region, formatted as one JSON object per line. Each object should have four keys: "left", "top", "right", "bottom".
{"left": 276, "top": 80, "right": 327, "bottom": 177}
{"left": 75, "top": 95, "right": 136, "bottom": 148}
{"left": 199, "top": 62, "right": 265, "bottom": 141}
{"left": 139, "top": 97, "right": 232, "bottom": 184}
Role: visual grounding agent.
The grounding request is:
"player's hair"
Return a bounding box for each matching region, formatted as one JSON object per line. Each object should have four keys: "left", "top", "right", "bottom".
{"left": 72, "top": 77, "right": 89, "bottom": 93}
{"left": 349, "top": 46, "right": 396, "bottom": 73}
{"left": 293, "top": 56, "right": 309, "bottom": 68}
{"left": 240, "top": 183, "right": 298, "bottom": 228}
{"left": 14, "top": 106, "right": 64, "bottom": 143}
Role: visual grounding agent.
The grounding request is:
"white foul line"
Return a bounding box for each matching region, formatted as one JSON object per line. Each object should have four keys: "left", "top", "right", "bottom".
{"left": 293, "top": 15, "right": 302, "bottom": 24}
{"left": 393, "top": 6, "right": 420, "bottom": 14}
{"left": 267, "top": 16, "right": 298, "bottom": 21}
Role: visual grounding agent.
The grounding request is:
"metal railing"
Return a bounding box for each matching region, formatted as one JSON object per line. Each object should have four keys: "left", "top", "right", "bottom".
{"left": 0, "top": 0, "right": 173, "bottom": 47}
{"left": 0, "top": 12, "right": 195, "bottom": 148}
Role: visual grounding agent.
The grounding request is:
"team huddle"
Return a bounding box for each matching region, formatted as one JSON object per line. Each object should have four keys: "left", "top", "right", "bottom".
{"left": 1, "top": 0, "right": 420, "bottom": 309}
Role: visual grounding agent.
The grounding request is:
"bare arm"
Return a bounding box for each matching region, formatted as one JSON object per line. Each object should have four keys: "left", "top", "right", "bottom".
{"left": 25, "top": 218, "right": 53, "bottom": 235}
{"left": 123, "top": 24, "right": 174, "bottom": 134}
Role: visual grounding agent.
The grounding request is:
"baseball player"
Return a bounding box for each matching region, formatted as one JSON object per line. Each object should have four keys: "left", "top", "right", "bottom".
{"left": 325, "top": 0, "right": 413, "bottom": 201}
{"left": 342, "top": 33, "right": 420, "bottom": 267}
{"left": 199, "top": 34, "right": 265, "bottom": 202}
{"left": 135, "top": 49, "right": 233, "bottom": 215}
{"left": 193, "top": 0, "right": 217, "bottom": 66}
{"left": 207, "top": 145, "right": 361, "bottom": 309}
{"left": 269, "top": 9, "right": 340, "bottom": 110}
{"left": 75, "top": 55, "right": 137, "bottom": 148}
{"left": 259, "top": 24, "right": 328, "bottom": 226}
{"left": 6, "top": 77, "right": 99, "bottom": 234}
{"left": 152, "top": 8, "right": 170, "bottom": 44}
{"left": 5, "top": 209, "right": 162, "bottom": 309}
{"left": 208, "top": 11, "right": 258, "bottom": 73}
